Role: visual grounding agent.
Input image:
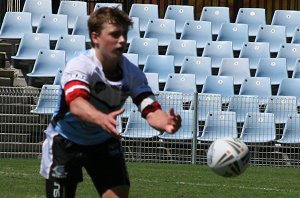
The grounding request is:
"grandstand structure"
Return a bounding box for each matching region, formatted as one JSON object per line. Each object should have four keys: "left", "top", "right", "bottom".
{"left": 1, "top": 0, "right": 300, "bottom": 167}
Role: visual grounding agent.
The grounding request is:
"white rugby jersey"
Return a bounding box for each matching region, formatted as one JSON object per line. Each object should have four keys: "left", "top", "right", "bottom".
{"left": 49, "top": 49, "right": 153, "bottom": 145}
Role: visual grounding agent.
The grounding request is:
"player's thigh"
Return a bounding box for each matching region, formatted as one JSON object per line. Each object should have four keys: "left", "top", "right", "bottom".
{"left": 102, "top": 185, "right": 129, "bottom": 198}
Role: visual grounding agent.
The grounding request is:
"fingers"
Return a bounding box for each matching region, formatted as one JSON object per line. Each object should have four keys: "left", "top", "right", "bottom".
{"left": 112, "top": 108, "right": 125, "bottom": 117}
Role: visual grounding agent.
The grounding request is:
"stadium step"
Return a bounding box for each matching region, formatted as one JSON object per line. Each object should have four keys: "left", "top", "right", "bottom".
{"left": 0, "top": 114, "right": 40, "bottom": 123}
{"left": 0, "top": 133, "right": 31, "bottom": 143}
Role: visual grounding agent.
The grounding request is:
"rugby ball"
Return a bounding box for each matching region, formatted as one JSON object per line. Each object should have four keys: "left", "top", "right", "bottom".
{"left": 207, "top": 137, "right": 250, "bottom": 177}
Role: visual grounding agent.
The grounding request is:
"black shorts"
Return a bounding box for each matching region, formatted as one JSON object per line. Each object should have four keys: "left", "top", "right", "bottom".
{"left": 49, "top": 134, "right": 130, "bottom": 193}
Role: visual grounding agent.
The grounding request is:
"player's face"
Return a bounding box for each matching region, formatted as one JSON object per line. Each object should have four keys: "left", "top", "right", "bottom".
{"left": 93, "top": 23, "right": 127, "bottom": 61}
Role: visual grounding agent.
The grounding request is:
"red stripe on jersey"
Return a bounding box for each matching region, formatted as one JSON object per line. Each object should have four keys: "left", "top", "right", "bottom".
{"left": 64, "top": 80, "right": 90, "bottom": 106}
{"left": 141, "top": 101, "right": 162, "bottom": 118}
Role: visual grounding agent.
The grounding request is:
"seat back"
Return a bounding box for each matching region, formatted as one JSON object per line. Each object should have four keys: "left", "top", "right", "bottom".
{"left": 164, "top": 5, "right": 194, "bottom": 33}
{"left": 144, "top": 72, "right": 159, "bottom": 93}
{"left": 197, "top": 93, "right": 222, "bottom": 121}
{"left": 163, "top": 73, "right": 197, "bottom": 94}
{"left": 127, "top": 17, "right": 140, "bottom": 44}
{"left": 239, "top": 77, "right": 272, "bottom": 99}
{"left": 278, "top": 113, "right": 300, "bottom": 143}
{"left": 202, "top": 75, "right": 234, "bottom": 99}
{"left": 271, "top": 10, "right": 300, "bottom": 38}
{"left": 129, "top": 4, "right": 158, "bottom": 32}
{"left": 22, "top": 0, "right": 52, "bottom": 27}
{"left": 123, "top": 53, "right": 139, "bottom": 66}
{"left": 94, "top": 3, "right": 123, "bottom": 11}
{"left": 72, "top": 15, "right": 90, "bottom": 43}
{"left": 276, "top": 43, "right": 300, "bottom": 71}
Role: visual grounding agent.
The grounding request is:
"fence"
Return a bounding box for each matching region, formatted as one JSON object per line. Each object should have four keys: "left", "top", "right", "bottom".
{"left": 2, "top": 0, "right": 300, "bottom": 25}
{"left": 1, "top": 86, "right": 299, "bottom": 167}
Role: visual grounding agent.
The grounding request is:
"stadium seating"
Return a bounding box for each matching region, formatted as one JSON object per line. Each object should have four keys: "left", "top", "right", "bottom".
{"left": 123, "top": 53, "right": 139, "bottom": 66}
{"left": 156, "top": 91, "right": 184, "bottom": 112}
{"left": 143, "top": 18, "right": 176, "bottom": 47}
{"left": 53, "top": 69, "right": 63, "bottom": 85}
{"left": 164, "top": 5, "right": 194, "bottom": 33}
{"left": 36, "top": 14, "right": 68, "bottom": 41}
{"left": 292, "top": 59, "right": 300, "bottom": 78}
{"left": 254, "top": 24, "right": 286, "bottom": 53}
{"left": 72, "top": 15, "right": 91, "bottom": 43}
{"left": 144, "top": 72, "right": 159, "bottom": 93}
{"left": 291, "top": 27, "right": 300, "bottom": 44}
{"left": 196, "top": 93, "right": 222, "bottom": 121}
{"left": 0, "top": 12, "right": 32, "bottom": 40}
{"left": 128, "top": 4, "right": 158, "bottom": 32}
{"left": 179, "top": 56, "right": 212, "bottom": 87}
{"left": 54, "top": 34, "right": 86, "bottom": 62}
{"left": 277, "top": 78, "right": 300, "bottom": 102}
{"left": 57, "top": 1, "right": 87, "bottom": 29}
{"left": 239, "top": 112, "right": 276, "bottom": 143}
{"left": 265, "top": 96, "right": 298, "bottom": 124}
{"left": 238, "top": 41, "right": 270, "bottom": 71}
{"left": 163, "top": 73, "right": 197, "bottom": 94}
{"left": 199, "top": 6, "right": 230, "bottom": 36}
{"left": 143, "top": 55, "right": 175, "bottom": 84}
{"left": 165, "top": 39, "right": 197, "bottom": 67}
{"left": 255, "top": 58, "right": 288, "bottom": 85}
{"left": 227, "top": 95, "right": 260, "bottom": 123}
{"left": 216, "top": 23, "right": 249, "bottom": 51}
{"left": 27, "top": 49, "right": 66, "bottom": 82}
{"left": 278, "top": 113, "right": 300, "bottom": 144}
{"left": 235, "top": 8, "right": 266, "bottom": 37}
{"left": 127, "top": 17, "right": 140, "bottom": 44}
{"left": 276, "top": 43, "right": 300, "bottom": 72}
{"left": 11, "top": 33, "right": 50, "bottom": 61}
{"left": 93, "top": 3, "right": 123, "bottom": 11}
{"left": 202, "top": 41, "right": 234, "bottom": 69}
{"left": 218, "top": 57, "right": 250, "bottom": 85}
{"left": 271, "top": 10, "right": 300, "bottom": 38}
{"left": 22, "top": 0, "right": 52, "bottom": 28}
{"left": 30, "top": 84, "right": 60, "bottom": 115}
{"left": 198, "top": 111, "right": 238, "bottom": 142}
{"left": 127, "top": 37, "right": 159, "bottom": 66}
{"left": 179, "top": 20, "right": 212, "bottom": 49}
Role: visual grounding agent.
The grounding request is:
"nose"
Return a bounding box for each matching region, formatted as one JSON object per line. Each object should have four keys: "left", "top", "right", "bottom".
{"left": 119, "top": 34, "right": 127, "bottom": 44}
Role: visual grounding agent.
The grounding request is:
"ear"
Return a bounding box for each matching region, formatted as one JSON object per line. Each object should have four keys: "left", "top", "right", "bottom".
{"left": 91, "top": 32, "right": 100, "bottom": 45}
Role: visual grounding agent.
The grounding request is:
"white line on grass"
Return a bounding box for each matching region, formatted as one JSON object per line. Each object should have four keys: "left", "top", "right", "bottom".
{"left": 132, "top": 178, "right": 295, "bottom": 193}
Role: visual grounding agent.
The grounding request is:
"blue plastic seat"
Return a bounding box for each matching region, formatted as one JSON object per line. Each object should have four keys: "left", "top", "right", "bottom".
{"left": 0, "top": 12, "right": 32, "bottom": 40}
{"left": 93, "top": 3, "right": 123, "bottom": 11}
{"left": 239, "top": 112, "right": 276, "bottom": 143}
{"left": 54, "top": 34, "right": 86, "bottom": 62}
{"left": 165, "top": 39, "right": 197, "bottom": 67}
{"left": 179, "top": 56, "right": 212, "bottom": 86}
{"left": 143, "top": 18, "right": 176, "bottom": 46}
{"left": 53, "top": 69, "right": 63, "bottom": 85}
{"left": 163, "top": 73, "right": 197, "bottom": 94}
{"left": 123, "top": 53, "right": 139, "bottom": 66}
{"left": 265, "top": 96, "right": 298, "bottom": 124}
{"left": 198, "top": 111, "right": 238, "bottom": 142}
{"left": 227, "top": 95, "right": 260, "bottom": 123}
{"left": 72, "top": 15, "right": 90, "bottom": 43}
{"left": 277, "top": 78, "right": 300, "bottom": 103}
{"left": 239, "top": 77, "right": 272, "bottom": 103}
{"left": 239, "top": 42, "right": 270, "bottom": 70}
{"left": 57, "top": 1, "right": 87, "bottom": 29}
{"left": 255, "top": 58, "right": 288, "bottom": 85}
{"left": 36, "top": 14, "right": 68, "bottom": 41}
{"left": 11, "top": 33, "right": 50, "bottom": 61}
{"left": 199, "top": 6, "right": 230, "bottom": 35}
{"left": 129, "top": 4, "right": 158, "bottom": 32}
{"left": 156, "top": 91, "right": 184, "bottom": 112}
{"left": 27, "top": 49, "right": 66, "bottom": 78}
{"left": 235, "top": 8, "right": 266, "bottom": 37}
{"left": 202, "top": 41, "right": 234, "bottom": 69}
{"left": 127, "top": 17, "right": 140, "bottom": 44}
{"left": 292, "top": 59, "right": 300, "bottom": 78}
{"left": 202, "top": 75, "right": 234, "bottom": 102}
{"left": 122, "top": 109, "right": 160, "bottom": 139}
{"left": 196, "top": 93, "right": 222, "bottom": 121}
{"left": 291, "top": 27, "right": 300, "bottom": 44}
{"left": 164, "top": 5, "right": 194, "bottom": 33}
{"left": 278, "top": 113, "right": 300, "bottom": 144}
{"left": 218, "top": 58, "right": 250, "bottom": 85}
{"left": 216, "top": 23, "right": 249, "bottom": 51}
{"left": 179, "top": 20, "right": 212, "bottom": 49}
{"left": 22, "top": 0, "right": 52, "bottom": 28}
{"left": 127, "top": 37, "right": 159, "bottom": 65}
{"left": 143, "top": 55, "right": 175, "bottom": 84}
{"left": 254, "top": 24, "right": 286, "bottom": 53}
{"left": 276, "top": 43, "right": 300, "bottom": 72}
{"left": 159, "top": 110, "right": 196, "bottom": 140}
{"left": 271, "top": 10, "right": 300, "bottom": 38}
{"left": 31, "top": 84, "right": 60, "bottom": 115}
{"left": 144, "top": 73, "right": 159, "bottom": 93}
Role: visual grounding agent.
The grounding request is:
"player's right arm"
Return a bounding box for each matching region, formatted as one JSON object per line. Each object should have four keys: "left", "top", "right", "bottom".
{"left": 64, "top": 80, "right": 124, "bottom": 139}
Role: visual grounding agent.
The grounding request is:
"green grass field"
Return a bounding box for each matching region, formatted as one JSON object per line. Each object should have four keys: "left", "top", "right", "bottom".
{"left": 0, "top": 158, "right": 299, "bottom": 198}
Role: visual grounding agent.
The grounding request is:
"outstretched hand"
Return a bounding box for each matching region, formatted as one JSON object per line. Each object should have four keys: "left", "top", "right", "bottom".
{"left": 165, "top": 108, "right": 182, "bottom": 133}
{"left": 100, "top": 108, "right": 125, "bottom": 139}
